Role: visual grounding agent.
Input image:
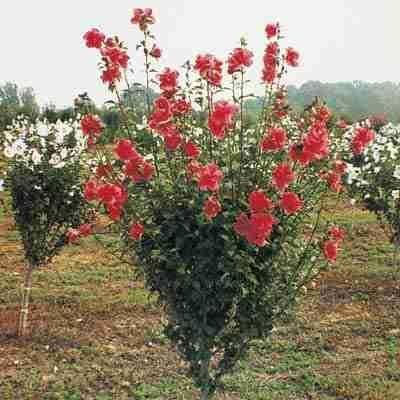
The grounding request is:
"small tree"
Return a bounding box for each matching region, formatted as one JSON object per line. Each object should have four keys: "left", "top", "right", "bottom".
{"left": 2, "top": 117, "right": 90, "bottom": 336}
{"left": 82, "top": 11, "right": 353, "bottom": 398}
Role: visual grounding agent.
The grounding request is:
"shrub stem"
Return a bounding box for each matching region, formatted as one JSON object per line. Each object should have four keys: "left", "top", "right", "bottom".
{"left": 18, "top": 263, "right": 34, "bottom": 337}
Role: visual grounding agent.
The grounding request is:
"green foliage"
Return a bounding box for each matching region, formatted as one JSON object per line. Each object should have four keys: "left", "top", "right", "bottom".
{"left": 135, "top": 197, "right": 322, "bottom": 396}
{"left": 8, "top": 161, "right": 89, "bottom": 267}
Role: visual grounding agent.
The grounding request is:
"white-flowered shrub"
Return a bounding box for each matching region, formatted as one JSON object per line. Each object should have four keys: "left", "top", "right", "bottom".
{"left": 340, "top": 122, "right": 400, "bottom": 245}
{"left": 2, "top": 116, "right": 91, "bottom": 266}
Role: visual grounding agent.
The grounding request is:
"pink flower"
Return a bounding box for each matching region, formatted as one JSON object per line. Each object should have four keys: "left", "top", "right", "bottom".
{"left": 81, "top": 114, "right": 103, "bottom": 141}
{"left": 194, "top": 54, "right": 223, "bottom": 86}
{"left": 83, "top": 28, "right": 105, "bottom": 49}
{"left": 279, "top": 192, "right": 303, "bottom": 215}
{"left": 260, "top": 127, "right": 287, "bottom": 152}
{"left": 265, "top": 23, "right": 279, "bottom": 39}
{"left": 184, "top": 141, "right": 201, "bottom": 159}
{"left": 101, "top": 65, "right": 121, "bottom": 84}
{"left": 351, "top": 127, "right": 375, "bottom": 155}
{"left": 285, "top": 47, "right": 299, "bottom": 67}
{"left": 198, "top": 163, "right": 223, "bottom": 192}
{"left": 78, "top": 224, "right": 92, "bottom": 237}
{"left": 131, "top": 8, "right": 155, "bottom": 31}
{"left": 171, "top": 98, "right": 191, "bottom": 116}
{"left": 67, "top": 229, "right": 80, "bottom": 243}
{"left": 150, "top": 45, "right": 162, "bottom": 59}
{"left": 101, "top": 46, "right": 130, "bottom": 69}
{"left": 114, "top": 139, "right": 139, "bottom": 161}
{"left": 249, "top": 191, "right": 273, "bottom": 213}
{"left": 158, "top": 68, "right": 179, "bottom": 97}
{"left": 203, "top": 196, "right": 222, "bottom": 220}
{"left": 227, "top": 48, "right": 254, "bottom": 74}
{"left": 129, "top": 223, "right": 144, "bottom": 240}
{"left": 234, "top": 212, "right": 277, "bottom": 247}
{"left": 262, "top": 42, "right": 279, "bottom": 84}
{"left": 84, "top": 180, "right": 99, "bottom": 202}
{"left": 208, "top": 101, "right": 239, "bottom": 140}
{"left": 272, "top": 163, "right": 295, "bottom": 191}
{"left": 329, "top": 226, "right": 345, "bottom": 243}
{"left": 323, "top": 240, "right": 338, "bottom": 263}
{"left": 164, "top": 132, "right": 183, "bottom": 151}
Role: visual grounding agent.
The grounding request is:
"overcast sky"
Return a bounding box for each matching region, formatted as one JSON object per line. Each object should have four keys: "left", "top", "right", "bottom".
{"left": 1, "top": 1, "right": 399, "bottom": 107}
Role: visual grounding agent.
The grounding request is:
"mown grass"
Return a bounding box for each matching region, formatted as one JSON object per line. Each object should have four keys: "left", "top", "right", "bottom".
{"left": 0, "top": 200, "right": 399, "bottom": 399}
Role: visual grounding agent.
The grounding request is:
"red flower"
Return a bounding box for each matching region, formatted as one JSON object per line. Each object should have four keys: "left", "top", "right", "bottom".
{"left": 107, "top": 205, "right": 122, "bottom": 221}
{"left": 289, "top": 145, "right": 313, "bottom": 166}
{"left": 203, "top": 196, "right": 222, "bottom": 220}
{"left": 171, "top": 98, "right": 191, "bottom": 116}
{"left": 302, "top": 123, "right": 330, "bottom": 161}
{"left": 351, "top": 127, "right": 375, "bottom": 155}
{"left": 143, "top": 161, "right": 155, "bottom": 182}
{"left": 272, "top": 163, "right": 295, "bottom": 191}
{"left": 323, "top": 171, "right": 343, "bottom": 193}
{"left": 129, "top": 223, "right": 144, "bottom": 240}
{"left": 67, "top": 229, "right": 80, "bottom": 243}
{"left": 101, "top": 46, "right": 130, "bottom": 69}
{"left": 249, "top": 190, "right": 273, "bottom": 213}
{"left": 329, "top": 226, "right": 345, "bottom": 243}
{"left": 198, "top": 163, "right": 223, "bottom": 192}
{"left": 97, "top": 183, "right": 128, "bottom": 221}
{"left": 83, "top": 28, "right": 105, "bottom": 49}
{"left": 285, "top": 47, "right": 299, "bottom": 67}
{"left": 262, "top": 42, "right": 279, "bottom": 84}
{"left": 115, "top": 139, "right": 139, "bottom": 161}
{"left": 158, "top": 68, "right": 179, "bottom": 97}
{"left": 164, "top": 132, "right": 183, "bottom": 151}
{"left": 81, "top": 114, "right": 103, "bottom": 140}
{"left": 184, "top": 141, "right": 201, "bottom": 159}
{"left": 260, "top": 127, "right": 287, "bottom": 152}
{"left": 186, "top": 160, "right": 203, "bottom": 180}
{"left": 149, "top": 97, "right": 172, "bottom": 131}
{"left": 234, "top": 212, "right": 277, "bottom": 247}
{"left": 131, "top": 8, "right": 155, "bottom": 31}
{"left": 279, "top": 192, "right": 303, "bottom": 215}
{"left": 124, "top": 158, "right": 154, "bottom": 183}
{"left": 208, "top": 101, "right": 239, "bottom": 140}
{"left": 101, "top": 65, "right": 121, "bottom": 84}
{"left": 233, "top": 213, "right": 251, "bottom": 237}
{"left": 84, "top": 180, "right": 99, "bottom": 202}
{"left": 194, "top": 54, "right": 223, "bottom": 86}
{"left": 313, "top": 106, "right": 331, "bottom": 123}
{"left": 265, "top": 23, "right": 279, "bottom": 39}
{"left": 150, "top": 45, "right": 162, "bottom": 59}
{"left": 227, "top": 48, "right": 254, "bottom": 74}
{"left": 78, "top": 224, "right": 92, "bottom": 237}
{"left": 323, "top": 240, "right": 338, "bottom": 263}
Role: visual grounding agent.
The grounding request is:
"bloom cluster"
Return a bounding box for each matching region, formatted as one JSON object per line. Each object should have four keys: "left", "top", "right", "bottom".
{"left": 261, "top": 23, "right": 299, "bottom": 84}
{"left": 339, "top": 122, "right": 399, "bottom": 243}
{"left": 83, "top": 29, "right": 130, "bottom": 88}
{"left": 82, "top": 13, "right": 355, "bottom": 267}
{"left": 2, "top": 117, "right": 87, "bottom": 169}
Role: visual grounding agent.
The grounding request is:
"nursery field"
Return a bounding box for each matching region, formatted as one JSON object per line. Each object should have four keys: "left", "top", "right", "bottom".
{"left": 0, "top": 201, "right": 399, "bottom": 400}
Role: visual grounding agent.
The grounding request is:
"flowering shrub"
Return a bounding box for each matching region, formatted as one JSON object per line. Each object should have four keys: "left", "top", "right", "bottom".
{"left": 83, "top": 10, "right": 351, "bottom": 398}
{"left": 2, "top": 117, "right": 90, "bottom": 335}
{"left": 340, "top": 122, "right": 399, "bottom": 246}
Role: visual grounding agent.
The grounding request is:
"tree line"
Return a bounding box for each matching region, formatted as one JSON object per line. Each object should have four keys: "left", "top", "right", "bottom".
{"left": 2, "top": 80, "right": 400, "bottom": 137}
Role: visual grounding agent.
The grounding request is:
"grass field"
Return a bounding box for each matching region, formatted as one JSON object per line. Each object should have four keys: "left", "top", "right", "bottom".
{"left": 0, "top": 201, "right": 399, "bottom": 399}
